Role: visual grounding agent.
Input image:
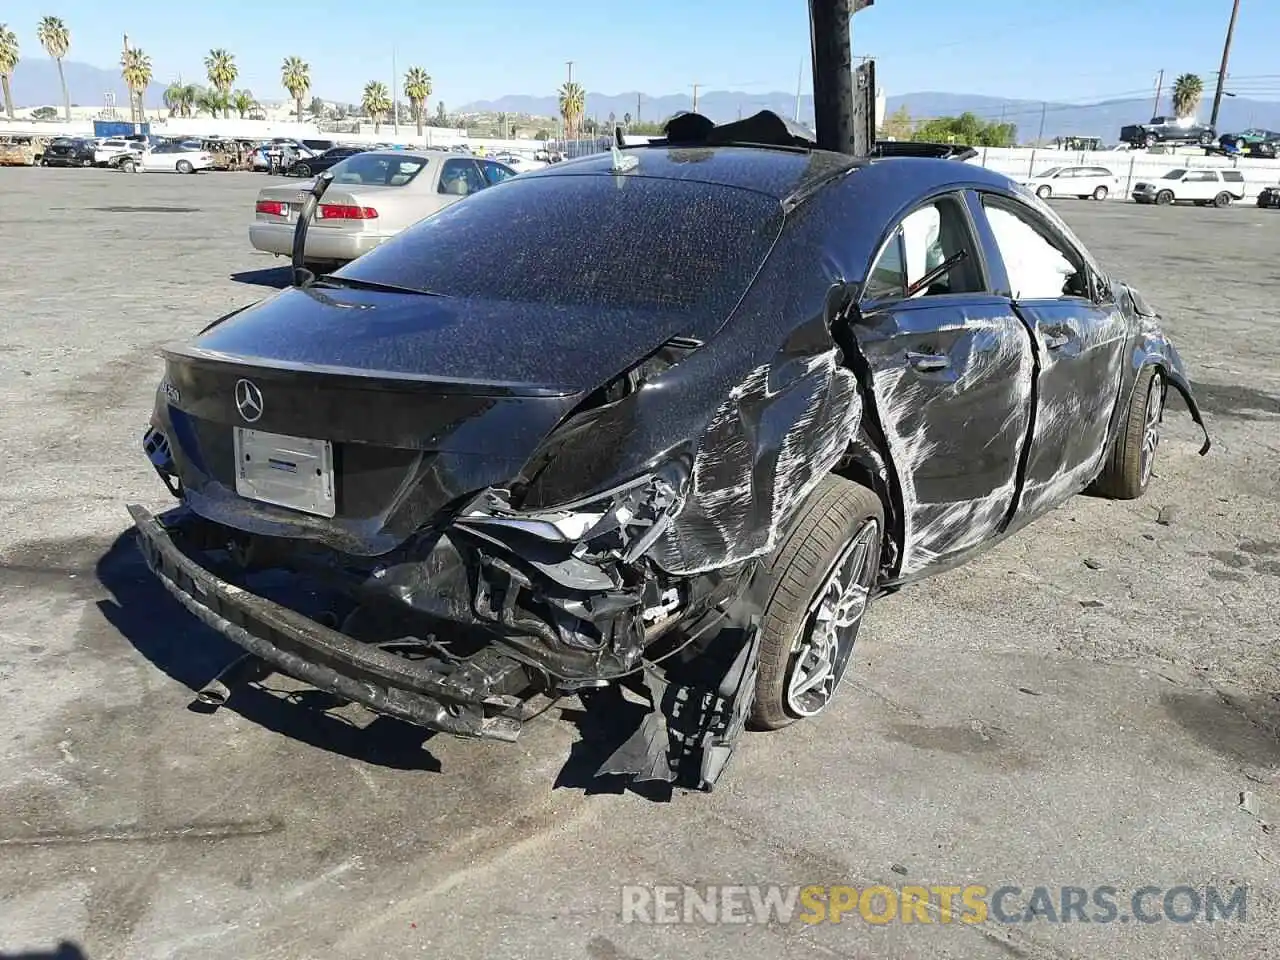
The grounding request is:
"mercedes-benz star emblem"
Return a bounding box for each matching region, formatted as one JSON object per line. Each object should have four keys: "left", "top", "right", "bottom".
{"left": 235, "top": 378, "right": 264, "bottom": 423}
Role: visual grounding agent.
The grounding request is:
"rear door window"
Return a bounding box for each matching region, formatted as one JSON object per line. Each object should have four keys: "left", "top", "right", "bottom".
{"left": 1222, "top": 171, "right": 1244, "bottom": 182}
{"left": 439, "top": 159, "right": 487, "bottom": 196}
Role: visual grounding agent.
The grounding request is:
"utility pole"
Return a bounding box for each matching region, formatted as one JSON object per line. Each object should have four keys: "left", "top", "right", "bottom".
{"left": 1209, "top": 0, "right": 1242, "bottom": 130}
{"left": 810, "top": 0, "right": 864, "bottom": 154}
{"left": 794, "top": 59, "right": 803, "bottom": 121}
{"left": 691, "top": 83, "right": 701, "bottom": 113}
{"left": 1151, "top": 68, "right": 1164, "bottom": 119}
{"left": 636, "top": 92, "right": 642, "bottom": 124}
{"left": 1036, "top": 101, "right": 1047, "bottom": 144}
{"left": 566, "top": 60, "right": 575, "bottom": 86}
{"left": 392, "top": 46, "right": 399, "bottom": 136}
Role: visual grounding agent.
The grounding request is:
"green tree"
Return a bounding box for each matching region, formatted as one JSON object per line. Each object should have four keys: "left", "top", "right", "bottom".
{"left": 36, "top": 16, "right": 71, "bottom": 122}
{"left": 31, "top": 105, "right": 56, "bottom": 119}
{"left": 120, "top": 47, "right": 152, "bottom": 123}
{"left": 880, "top": 105, "right": 913, "bottom": 140}
{"left": 558, "top": 81, "right": 585, "bottom": 139}
{"left": 204, "top": 48, "right": 237, "bottom": 117}
{"left": 403, "top": 66, "right": 432, "bottom": 136}
{"left": 1171, "top": 73, "right": 1204, "bottom": 119}
{"left": 0, "top": 24, "right": 18, "bottom": 121}
{"left": 912, "top": 112, "right": 1016, "bottom": 147}
{"left": 433, "top": 100, "right": 448, "bottom": 127}
{"left": 231, "top": 89, "right": 256, "bottom": 118}
{"left": 281, "top": 56, "right": 310, "bottom": 122}
{"left": 196, "top": 87, "right": 228, "bottom": 118}
{"left": 362, "top": 80, "right": 391, "bottom": 133}
{"left": 309, "top": 95, "right": 326, "bottom": 119}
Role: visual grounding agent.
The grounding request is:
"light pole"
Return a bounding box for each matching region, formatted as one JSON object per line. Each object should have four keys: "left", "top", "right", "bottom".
{"left": 810, "top": 0, "right": 874, "bottom": 155}
{"left": 1209, "top": 0, "right": 1242, "bottom": 131}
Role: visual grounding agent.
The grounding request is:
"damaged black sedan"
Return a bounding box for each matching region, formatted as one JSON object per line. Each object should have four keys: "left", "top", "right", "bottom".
{"left": 129, "top": 114, "right": 1210, "bottom": 790}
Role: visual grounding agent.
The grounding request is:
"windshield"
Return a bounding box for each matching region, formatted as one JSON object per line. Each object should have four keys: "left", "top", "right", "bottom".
{"left": 1162, "top": 169, "right": 1187, "bottom": 179}
{"left": 335, "top": 174, "right": 783, "bottom": 318}
{"left": 329, "top": 152, "right": 427, "bottom": 186}
{"left": 1035, "top": 167, "right": 1061, "bottom": 179}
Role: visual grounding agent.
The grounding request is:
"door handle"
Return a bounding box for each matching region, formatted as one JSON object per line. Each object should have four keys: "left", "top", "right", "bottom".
{"left": 906, "top": 351, "right": 950, "bottom": 372}
{"left": 1044, "top": 332, "right": 1070, "bottom": 350}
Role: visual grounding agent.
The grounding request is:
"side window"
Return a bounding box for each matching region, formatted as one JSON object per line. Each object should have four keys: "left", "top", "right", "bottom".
{"left": 1185, "top": 171, "right": 1217, "bottom": 182}
{"left": 439, "top": 159, "right": 486, "bottom": 196}
{"left": 481, "top": 160, "right": 514, "bottom": 185}
{"left": 1223, "top": 171, "right": 1244, "bottom": 182}
{"left": 982, "top": 198, "right": 1090, "bottom": 301}
{"left": 863, "top": 232, "right": 905, "bottom": 301}
{"left": 862, "top": 195, "right": 984, "bottom": 302}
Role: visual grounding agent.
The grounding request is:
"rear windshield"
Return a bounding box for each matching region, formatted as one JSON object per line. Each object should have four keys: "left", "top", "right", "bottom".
{"left": 1223, "top": 171, "right": 1244, "bottom": 181}
{"left": 330, "top": 152, "right": 427, "bottom": 186}
{"left": 335, "top": 174, "right": 783, "bottom": 317}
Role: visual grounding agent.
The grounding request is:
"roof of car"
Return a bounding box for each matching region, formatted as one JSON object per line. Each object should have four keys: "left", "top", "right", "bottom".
{"left": 519, "top": 144, "right": 1016, "bottom": 205}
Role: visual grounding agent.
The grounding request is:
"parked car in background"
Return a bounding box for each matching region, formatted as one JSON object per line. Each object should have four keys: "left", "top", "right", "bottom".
{"left": 1021, "top": 165, "right": 1120, "bottom": 200}
{"left": 119, "top": 142, "right": 215, "bottom": 174}
{"left": 287, "top": 145, "right": 367, "bottom": 178}
{"left": 94, "top": 138, "right": 145, "bottom": 166}
{"left": 1257, "top": 185, "right": 1280, "bottom": 209}
{"left": 490, "top": 152, "right": 548, "bottom": 174}
{"left": 249, "top": 149, "right": 516, "bottom": 263}
{"left": 1120, "top": 116, "right": 1216, "bottom": 149}
{"left": 1216, "top": 130, "right": 1280, "bottom": 159}
{"left": 1131, "top": 167, "right": 1245, "bottom": 206}
{"left": 133, "top": 124, "right": 1209, "bottom": 790}
{"left": 41, "top": 137, "right": 97, "bottom": 167}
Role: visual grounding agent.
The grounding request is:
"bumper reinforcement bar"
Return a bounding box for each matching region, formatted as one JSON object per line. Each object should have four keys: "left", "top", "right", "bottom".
{"left": 127, "top": 504, "right": 527, "bottom": 741}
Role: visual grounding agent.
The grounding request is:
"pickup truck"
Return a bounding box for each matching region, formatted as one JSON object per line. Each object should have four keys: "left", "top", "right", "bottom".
{"left": 1131, "top": 167, "right": 1246, "bottom": 206}
{"left": 1120, "top": 116, "right": 1216, "bottom": 149}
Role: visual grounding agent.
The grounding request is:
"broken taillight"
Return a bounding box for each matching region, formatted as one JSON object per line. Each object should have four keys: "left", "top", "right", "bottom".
{"left": 317, "top": 204, "right": 379, "bottom": 220}
{"left": 256, "top": 199, "right": 286, "bottom": 215}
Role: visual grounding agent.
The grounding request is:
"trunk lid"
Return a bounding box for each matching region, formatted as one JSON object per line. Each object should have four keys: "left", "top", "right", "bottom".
{"left": 155, "top": 286, "right": 702, "bottom": 553}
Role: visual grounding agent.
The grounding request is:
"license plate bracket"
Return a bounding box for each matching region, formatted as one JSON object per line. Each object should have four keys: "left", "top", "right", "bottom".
{"left": 233, "top": 427, "right": 336, "bottom": 518}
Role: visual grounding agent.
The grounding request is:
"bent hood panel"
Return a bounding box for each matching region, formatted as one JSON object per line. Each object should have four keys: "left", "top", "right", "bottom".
{"left": 192, "top": 285, "right": 702, "bottom": 396}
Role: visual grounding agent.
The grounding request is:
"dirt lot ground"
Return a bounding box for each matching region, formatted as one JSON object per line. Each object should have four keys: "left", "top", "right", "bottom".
{"left": 0, "top": 167, "right": 1277, "bottom": 960}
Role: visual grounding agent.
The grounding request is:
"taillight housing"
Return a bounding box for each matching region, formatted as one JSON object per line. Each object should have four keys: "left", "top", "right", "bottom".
{"left": 256, "top": 199, "right": 286, "bottom": 216}
{"left": 317, "top": 204, "right": 378, "bottom": 220}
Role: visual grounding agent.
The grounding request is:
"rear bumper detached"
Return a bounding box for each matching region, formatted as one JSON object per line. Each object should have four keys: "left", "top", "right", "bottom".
{"left": 128, "top": 503, "right": 529, "bottom": 742}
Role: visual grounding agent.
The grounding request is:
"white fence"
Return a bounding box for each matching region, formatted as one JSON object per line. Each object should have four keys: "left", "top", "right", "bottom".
{"left": 970, "top": 146, "right": 1279, "bottom": 200}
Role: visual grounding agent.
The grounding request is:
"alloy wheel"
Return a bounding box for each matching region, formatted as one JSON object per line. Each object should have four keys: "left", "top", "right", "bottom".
{"left": 784, "top": 518, "right": 880, "bottom": 718}
{"left": 1140, "top": 373, "right": 1164, "bottom": 486}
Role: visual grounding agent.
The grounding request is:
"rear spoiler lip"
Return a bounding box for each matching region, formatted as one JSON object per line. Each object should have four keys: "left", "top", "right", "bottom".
{"left": 159, "top": 342, "right": 580, "bottom": 398}
{"left": 869, "top": 141, "right": 981, "bottom": 161}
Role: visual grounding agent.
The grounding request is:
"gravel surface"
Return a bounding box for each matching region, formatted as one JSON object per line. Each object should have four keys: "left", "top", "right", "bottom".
{"left": 0, "top": 167, "right": 1277, "bottom": 960}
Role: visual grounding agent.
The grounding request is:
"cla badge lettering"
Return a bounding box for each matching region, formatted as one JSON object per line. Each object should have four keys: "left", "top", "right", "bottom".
{"left": 235, "top": 378, "right": 264, "bottom": 423}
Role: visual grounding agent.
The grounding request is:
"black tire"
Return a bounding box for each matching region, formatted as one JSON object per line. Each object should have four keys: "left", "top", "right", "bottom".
{"left": 1092, "top": 185, "right": 1108, "bottom": 201}
{"left": 120, "top": 159, "right": 135, "bottom": 173}
{"left": 1144, "top": 133, "right": 1158, "bottom": 148}
{"left": 1213, "top": 191, "right": 1231, "bottom": 208}
{"left": 749, "top": 476, "right": 884, "bottom": 731}
{"left": 176, "top": 159, "right": 193, "bottom": 174}
{"left": 1155, "top": 190, "right": 1175, "bottom": 205}
{"left": 1199, "top": 132, "right": 1214, "bottom": 146}
{"left": 1036, "top": 184, "right": 1052, "bottom": 199}
{"left": 1089, "top": 366, "right": 1164, "bottom": 500}
{"left": 294, "top": 163, "right": 312, "bottom": 178}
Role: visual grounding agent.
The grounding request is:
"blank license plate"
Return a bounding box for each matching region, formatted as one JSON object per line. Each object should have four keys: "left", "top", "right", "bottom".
{"left": 233, "top": 427, "right": 336, "bottom": 518}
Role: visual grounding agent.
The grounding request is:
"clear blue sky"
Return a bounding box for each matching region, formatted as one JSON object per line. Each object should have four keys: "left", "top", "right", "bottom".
{"left": 10, "top": 0, "right": 1279, "bottom": 106}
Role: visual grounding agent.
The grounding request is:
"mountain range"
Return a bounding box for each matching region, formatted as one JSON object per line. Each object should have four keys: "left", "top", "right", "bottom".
{"left": 7, "top": 59, "right": 1280, "bottom": 141}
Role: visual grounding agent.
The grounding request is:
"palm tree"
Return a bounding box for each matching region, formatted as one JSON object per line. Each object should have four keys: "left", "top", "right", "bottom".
{"left": 403, "top": 66, "right": 432, "bottom": 137}
{"left": 164, "top": 80, "right": 200, "bottom": 118}
{"left": 0, "top": 24, "right": 18, "bottom": 122}
{"left": 1171, "top": 73, "right": 1204, "bottom": 119}
{"left": 203, "top": 48, "right": 237, "bottom": 117}
{"left": 281, "top": 56, "right": 309, "bottom": 121}
{"left": 232, "top": 89, "right": 256, "bottom": 118}
{"left": 558, "top": 81, "right": 585, "bottom": 140}
{"left": 120, "top": 47, "right": 152, "bottom": 123}
{"left": 196, "top": 87, "right": 227, "bottom": 118}
{"left": 36, "top": 16, "right": 71, "bottom": 122}
{"left": 362, "top": 80, "right": 391, "bottom": 133}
